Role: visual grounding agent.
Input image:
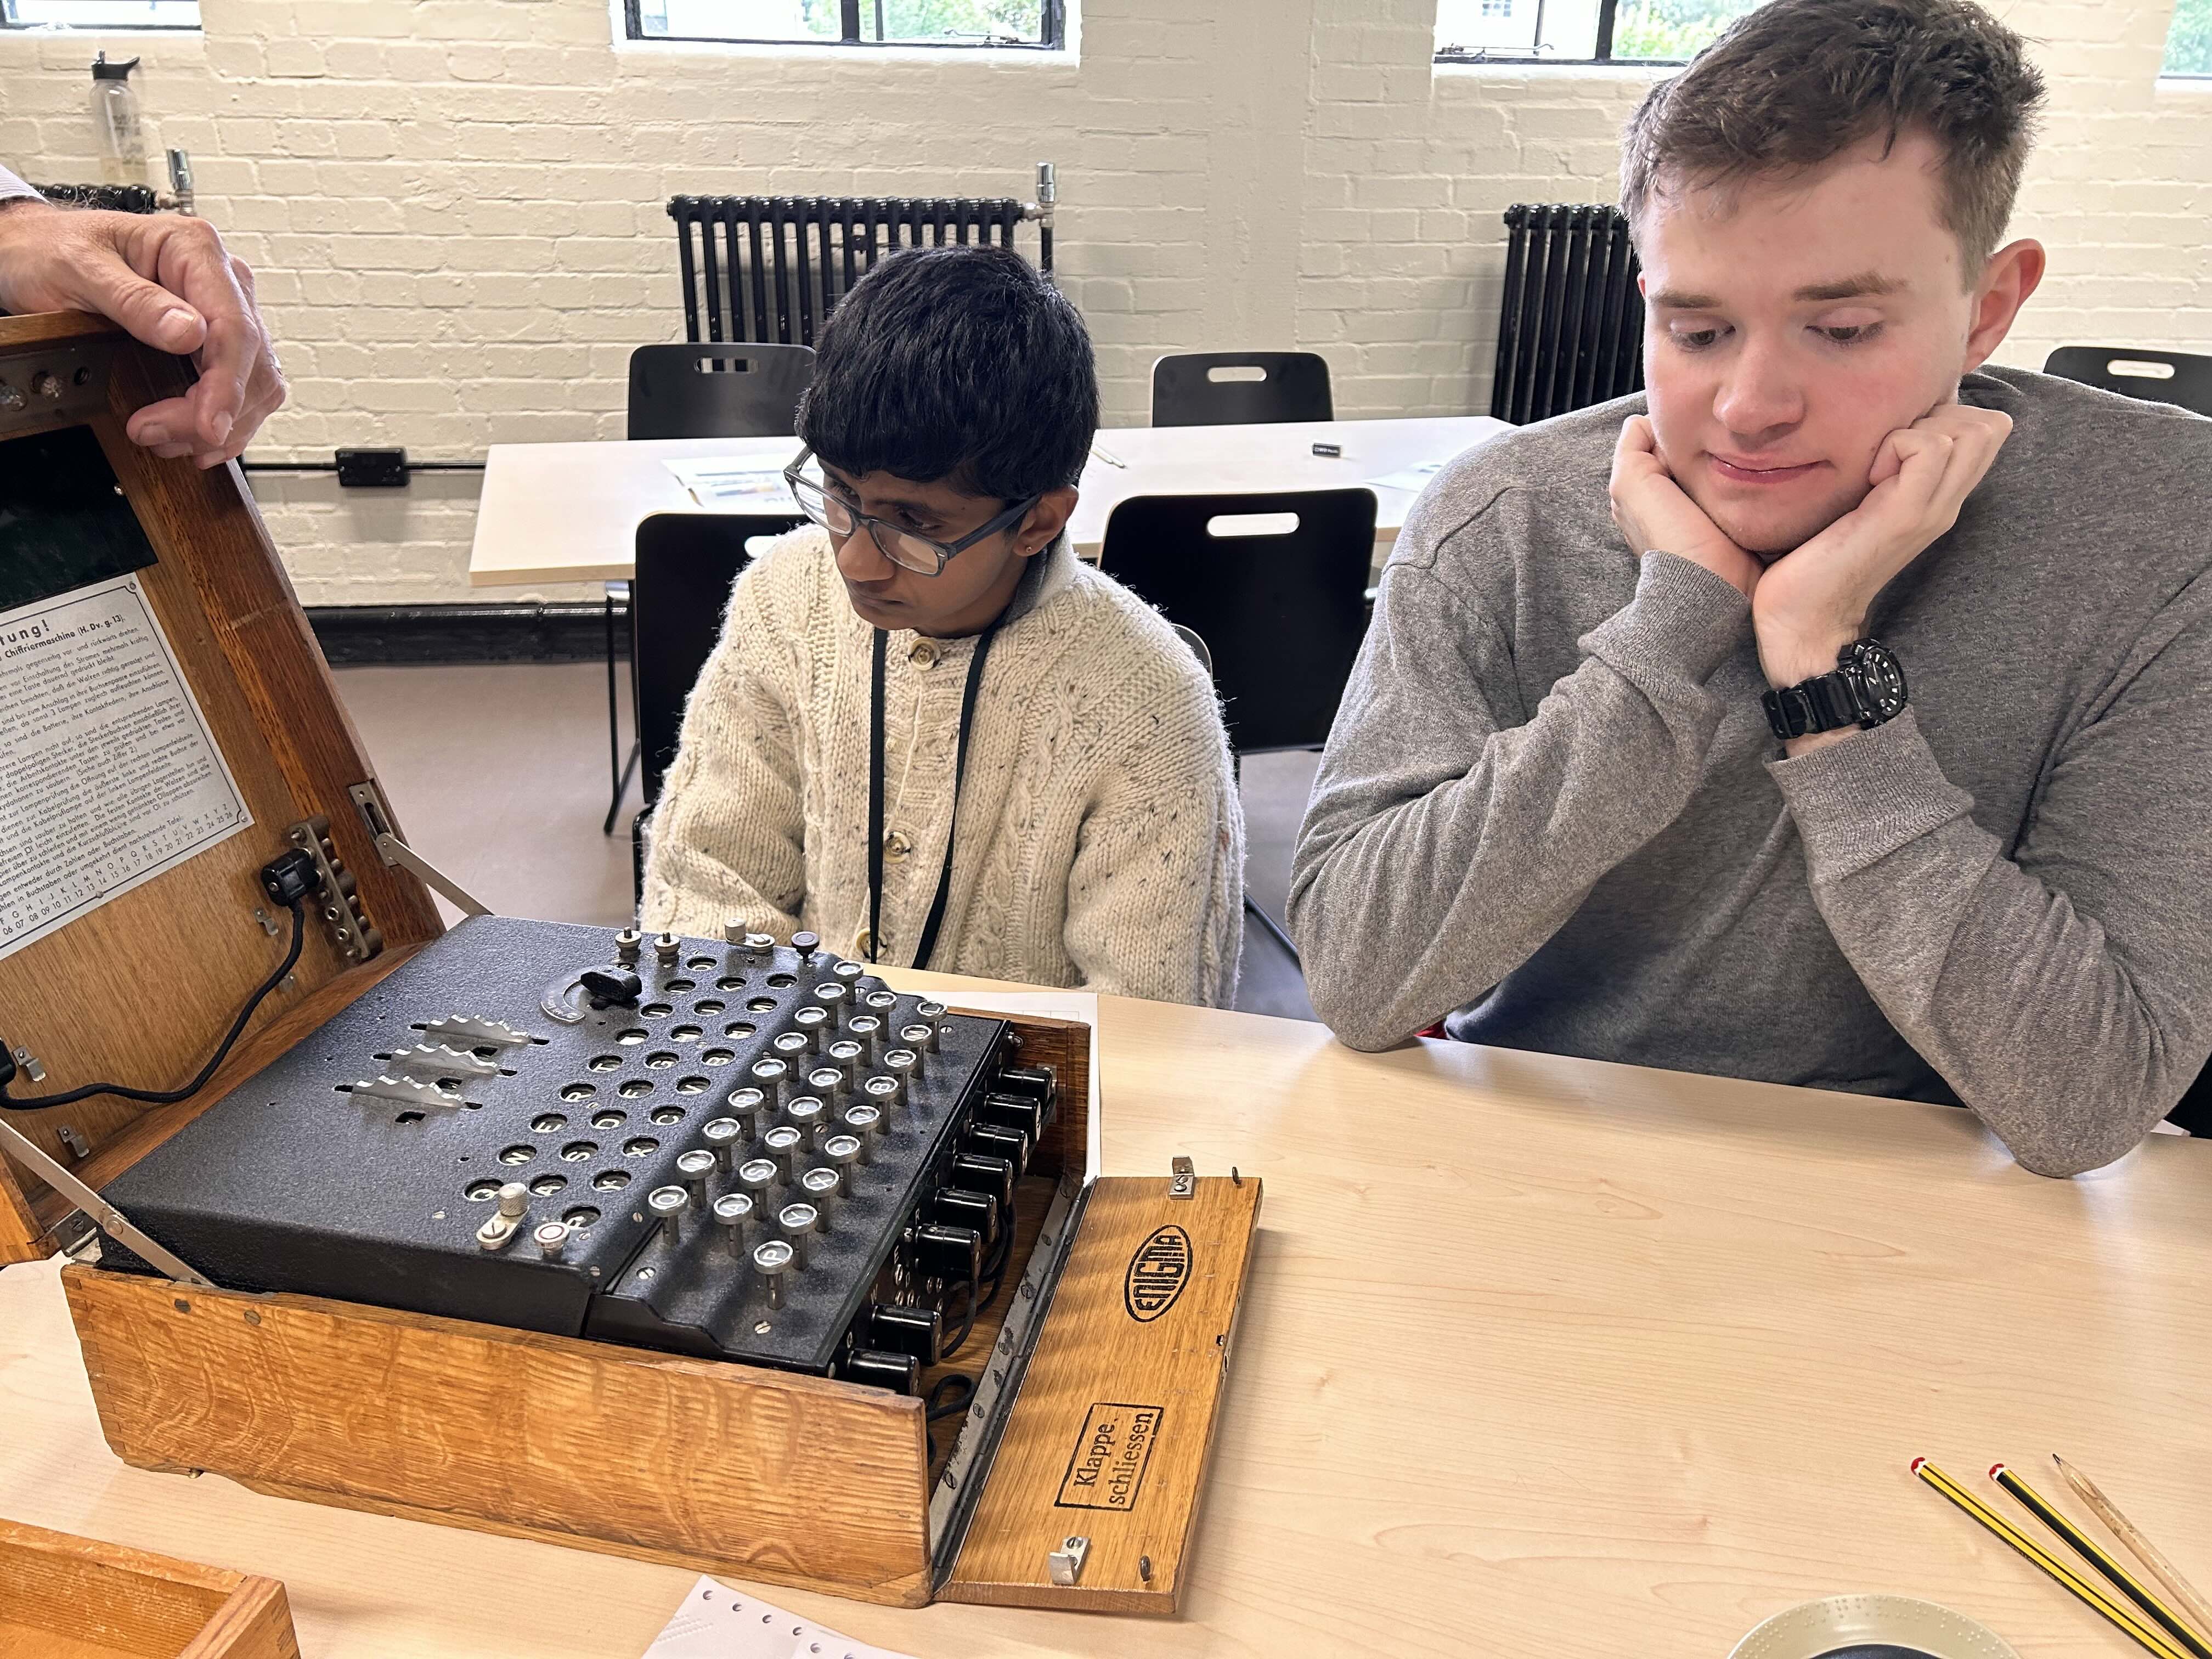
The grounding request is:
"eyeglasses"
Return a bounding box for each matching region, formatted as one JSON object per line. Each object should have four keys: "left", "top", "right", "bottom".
{"left": 783, "top": 447, "right": 1041, "bottom": 578}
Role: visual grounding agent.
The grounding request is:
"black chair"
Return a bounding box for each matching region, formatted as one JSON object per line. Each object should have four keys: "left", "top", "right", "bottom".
{"left": 2042, "top": 347, "right": 2212, "bottom": 418}
{"left": 1101, "top": 488, "right": 1377, "bottom": 754}
{"left": 627, "top": 343, "right": 817, "bottom": 441}
{"left": 2166, "top": 1064, "right": 2212, "bottom": 1139}
{"left": 606, "top": 345, "right": 815, "bottom": 831}
{"left": 1101, "top": 488, "right": 1378, "bottom": 966}
{"left": 627, "top": 511, "right": 804, "bottom": 899}
{"left": 1150, "top": 352, "right": 1333, "bottom": 427}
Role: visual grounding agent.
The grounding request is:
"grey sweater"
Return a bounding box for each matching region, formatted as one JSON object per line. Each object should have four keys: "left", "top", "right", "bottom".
{"left": 1289, "top": 368, "right": 2212, "bottom": 1176}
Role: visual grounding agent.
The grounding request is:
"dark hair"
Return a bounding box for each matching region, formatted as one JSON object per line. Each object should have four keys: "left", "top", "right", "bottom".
{"left": 1620, "top": 0, "right": 2046, "bottom": 274}
{"left": 795, "top": 244, "right": 1098, "bottom": 500}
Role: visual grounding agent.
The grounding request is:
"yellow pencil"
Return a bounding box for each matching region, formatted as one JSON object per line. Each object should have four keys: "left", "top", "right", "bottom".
{"left": 2055, "top": 1454, "right": 2212, "bottom": 1646}
{"left": 1912, "top": 1458, "right": 2191, "bottom": 1659}
{"left": 1993, "top": 1464, "right": 2212, "bottom": 1659}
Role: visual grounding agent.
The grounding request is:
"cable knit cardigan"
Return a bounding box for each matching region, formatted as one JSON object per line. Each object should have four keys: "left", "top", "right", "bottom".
{"left": 640, "top": 526, "right": 1244, "bottom": 1007}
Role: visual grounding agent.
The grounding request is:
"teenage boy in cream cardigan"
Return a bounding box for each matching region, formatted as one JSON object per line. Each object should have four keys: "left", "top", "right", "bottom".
{"left": 641, "top": 246, "right": 1243, "bottom": 1007}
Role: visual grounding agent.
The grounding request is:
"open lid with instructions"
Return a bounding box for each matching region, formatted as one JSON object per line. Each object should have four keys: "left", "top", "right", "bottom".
{"left": 0, "top": 311, "right": 444, "bottom": 1265}
{"left": 2, "top": 310, "right": 1259, "bottom": 1619}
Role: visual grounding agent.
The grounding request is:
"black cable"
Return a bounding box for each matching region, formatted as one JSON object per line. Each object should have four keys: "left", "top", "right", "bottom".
{"left": 926, "top": 1372, "right": 975, "bottom": 1421}
{"left": 923, "top": 1370, "right": 977, "bottom": 1465}
{"left": 0, "top": 901, "right": 305, "bottom": 1111}
{"left": 940, "top": 1272, "right": 980, "bottom": 1359}
{"left": 971, "top": 1217, "right": 1014, "bottom": 1316}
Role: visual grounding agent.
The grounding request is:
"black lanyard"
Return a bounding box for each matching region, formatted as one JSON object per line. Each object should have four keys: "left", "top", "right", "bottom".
{"left": 867, "top": 622, "right": 999, "bottom": 969}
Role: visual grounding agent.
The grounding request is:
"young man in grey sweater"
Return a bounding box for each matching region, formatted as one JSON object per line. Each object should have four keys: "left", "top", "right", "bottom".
{"left": 1291, "top": 0, "right": 2212, "bottom": 1177}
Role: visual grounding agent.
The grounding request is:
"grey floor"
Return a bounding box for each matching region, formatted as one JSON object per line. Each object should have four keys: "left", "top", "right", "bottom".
{"left": 334, "top": 662, "right": 1322, "bottom": 1021}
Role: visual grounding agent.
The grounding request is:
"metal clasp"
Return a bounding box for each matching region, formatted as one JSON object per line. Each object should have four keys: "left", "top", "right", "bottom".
{"left": 1047, "top": 1534, "right": 1089, "bottom": 1586}
{"left": 1169, "top": 1155, "right": 1195, "bottom": 1199}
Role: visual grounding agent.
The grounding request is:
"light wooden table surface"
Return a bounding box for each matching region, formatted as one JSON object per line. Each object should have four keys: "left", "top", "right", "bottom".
{"left": 3, "top": 982, "right": 2208, "bottom": 1658}
{"left": 466, "top": 415, "right": 1509, "bottom": 588}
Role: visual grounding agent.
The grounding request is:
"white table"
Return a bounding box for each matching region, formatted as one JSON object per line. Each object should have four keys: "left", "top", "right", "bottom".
{"left": 4, "top": 980, "right": 2208, "bottom": 1657}
{"left": 467, "top": 415, "right": 1510, "bottom": 588}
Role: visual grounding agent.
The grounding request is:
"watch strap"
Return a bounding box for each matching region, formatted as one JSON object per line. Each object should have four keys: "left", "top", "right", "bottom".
{"left": 1764, "top": 642, "right": 1893, "bottom": 740}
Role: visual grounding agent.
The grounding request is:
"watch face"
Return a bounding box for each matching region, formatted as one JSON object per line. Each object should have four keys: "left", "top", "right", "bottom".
{"left": 1850, "top": 640, "right": 1908, "bottom": 719}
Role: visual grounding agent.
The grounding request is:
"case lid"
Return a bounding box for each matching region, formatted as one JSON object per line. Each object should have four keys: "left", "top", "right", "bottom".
{"left": 0, "top": 313, "right": 441, "bottom": 1262}
{"left": 941, "top": 1169, "right": 1261, "bottom": 1614}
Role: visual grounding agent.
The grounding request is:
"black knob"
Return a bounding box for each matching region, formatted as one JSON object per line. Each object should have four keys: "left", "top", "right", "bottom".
{"left": 963, "top": 1121, "right": 1030, "bottom": 1178}
{"left": 842, "top": 1347, "right": 919, "bottom": 1395}
{"left": 952, "top": 1152, "right": 1017, "bottom": 1214}
{"left": 865, "top": 1303, "right": 943, "bottom": 1364}
{"left": 979, "top": 1092, "right": 1043, "bottom": 1141}
{"left": 915, "top": 1221, "right": 983, "bottom": 1283}
{"left": 580, "top": 966, "right": 643, "bottom": 1008}
{"left": 930, "top": 1187, "right": 1000, "bottom": 1247}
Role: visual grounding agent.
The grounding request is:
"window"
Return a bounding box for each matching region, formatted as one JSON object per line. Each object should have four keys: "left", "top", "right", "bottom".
{"left": 2166, "top": 0, "right": 2211, "bottom": 77}
{"left": 1437, "top": 0, "right": 1768, "bottom": 65}
{"left": 627, "top": 0, "right": 1063, "bottom": 48}
{"left": 1, "top": 0, "right": 199, "bottom": 25}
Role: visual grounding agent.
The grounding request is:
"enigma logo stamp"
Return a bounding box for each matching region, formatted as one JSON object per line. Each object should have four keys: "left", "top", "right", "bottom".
{"left": 1123, "top": 1223, "right": 1191, "bottom": 1323}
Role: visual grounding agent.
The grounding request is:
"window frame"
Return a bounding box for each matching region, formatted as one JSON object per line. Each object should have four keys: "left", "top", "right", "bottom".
{"left": 1436, "top": 0, "right": 1718, "bottom": 67}
{"left": 0, "top": 0, "right": 201, "bottom": 28}
{"left": 623, "top": 0, "right": 1066, "bottom": 51}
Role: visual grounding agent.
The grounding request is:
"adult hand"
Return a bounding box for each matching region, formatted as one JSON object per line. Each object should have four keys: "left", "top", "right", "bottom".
{"left": 0, "top": 198, "right": 285, "bottom": 467}
{"left": 1752, "top": 404, "right": 2012, "bottom": 692}
{"left": 1609, "top": 414, "right": 1762, "bottom": 599}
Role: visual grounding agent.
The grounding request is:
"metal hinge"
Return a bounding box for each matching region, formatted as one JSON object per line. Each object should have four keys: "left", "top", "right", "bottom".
{"left": 1170, "top": 1155, "right": 1195, "bottom": 1199}
{"left": 0, "top": 1116, "right": 215, "bottom": 1287}
{"left": 348, "top": 780, "right": 492, "bottom": 917}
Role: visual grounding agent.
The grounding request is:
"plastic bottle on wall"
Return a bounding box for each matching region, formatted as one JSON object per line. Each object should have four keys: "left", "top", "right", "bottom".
{"left": 91, "top": 53, "right": 147, "bottom": 187}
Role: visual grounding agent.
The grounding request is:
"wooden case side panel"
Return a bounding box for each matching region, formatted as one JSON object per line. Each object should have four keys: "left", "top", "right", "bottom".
{"left": 0, "top": 317, "right": 440, "bottom": 1252}
{"left": 92, "top": 336, "right": 441, "bottom": 957}
{"left": 0, "top": 1516, "right": 238, "bottom": 1656}
{"left": 0, "top": 1179, "right": 37, "bottom": 1265}
{"left": 61, "top": 1266, "right": 936, "bottom": 1607}
{"left": 940, "top": 1173, "right": 1261, "bottom": 1614}
{"left": 177, "top": 1577, "right": 300, "bottom": 1659}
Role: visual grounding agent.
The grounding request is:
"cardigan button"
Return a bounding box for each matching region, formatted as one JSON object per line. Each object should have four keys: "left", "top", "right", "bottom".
{"left": 854, "top": 928, "right": 875, "bottom": 958}
{"left": 883, "top": 830, "right": 912, "bottom": 861}
{"left": 909, "top": 639, "right": 940, "bottom": 668}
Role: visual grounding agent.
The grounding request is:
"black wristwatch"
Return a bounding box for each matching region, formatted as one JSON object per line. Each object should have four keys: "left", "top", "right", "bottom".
{"left": 1763, "top": 638, "right": 1909, "bottom": 741}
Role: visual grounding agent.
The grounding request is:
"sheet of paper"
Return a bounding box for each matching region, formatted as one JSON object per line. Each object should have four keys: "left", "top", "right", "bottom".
{"left": 0, "top": 574, "right": 252, "bottom": 963}
{"left": 664, "top": 455, "right": 793, "bottom": 508}
{"left": 1366, "top": 457, "right": 1451, "bottom": 493}
{"left": 931, "top": 989, "right": 1103, "bottom": 1178}
{"left": 644, "top": 1576, "right": 916, "bottom": 1659}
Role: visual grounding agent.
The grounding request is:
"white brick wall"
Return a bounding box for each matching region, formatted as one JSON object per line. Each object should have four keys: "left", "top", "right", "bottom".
{"left": 3, "top": 0, "right": 2206, "bottom": 606}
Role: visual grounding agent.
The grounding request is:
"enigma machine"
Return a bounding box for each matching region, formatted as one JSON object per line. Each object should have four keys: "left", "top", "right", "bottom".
{"left": 0, "top": 312, "right": 1260, "bottom": 1615}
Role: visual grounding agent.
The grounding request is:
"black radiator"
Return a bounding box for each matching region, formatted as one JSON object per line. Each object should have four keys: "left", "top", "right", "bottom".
{"left": 668, "top": 183, "right": 1054, "bottom": 348}
{"left": 1489, "top": 204, "right": 1645, "bottom": 425}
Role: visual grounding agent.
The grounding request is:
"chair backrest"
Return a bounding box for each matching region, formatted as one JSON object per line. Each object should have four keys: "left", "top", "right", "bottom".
{"left": 1150, "top": 352, "right": 1334, "bottom": 428}
{"left": 627, "top": 343, "right": 815, "bottom": 442}
{"left": 631, "top": 512, "right": 804, "bottom": 804}
{"left": 2042, "top": 347, "right": 2212, "bottom": 418}
{"left": 2166, "top": 1062, "right": 2212, "bottom": 1139}
{"left": 1099, "top": 488, "right": 1377, "bottom": 754}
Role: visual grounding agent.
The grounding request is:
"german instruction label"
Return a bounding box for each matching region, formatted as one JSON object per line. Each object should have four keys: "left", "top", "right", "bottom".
{"left": 0, "top": 575, "right": 251, "bottom": 962}
{"left": 1056, "top": 1402, "right": 1165, "bottom": 1511}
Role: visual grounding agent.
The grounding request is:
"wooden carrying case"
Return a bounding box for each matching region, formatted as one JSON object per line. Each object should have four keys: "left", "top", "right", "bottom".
{"left": 0, "top": 313, "right": 1260, "bottom": 1615}
{"left": 0, "top": 1517, "right": 299, "bottom": 1659}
